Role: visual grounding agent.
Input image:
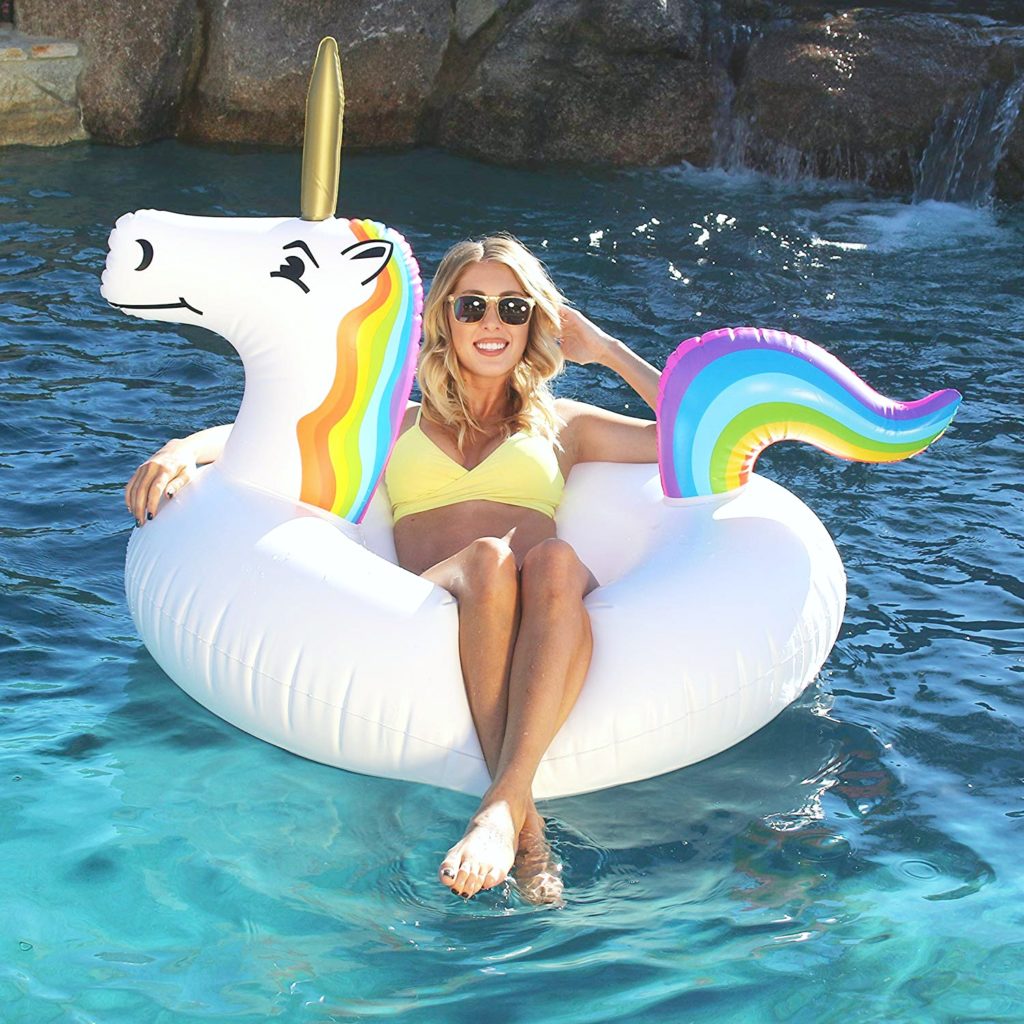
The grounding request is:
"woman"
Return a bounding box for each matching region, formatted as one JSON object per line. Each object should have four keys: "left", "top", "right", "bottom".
{"left": 126, "top": 235, "right": 660, "bottom": 903}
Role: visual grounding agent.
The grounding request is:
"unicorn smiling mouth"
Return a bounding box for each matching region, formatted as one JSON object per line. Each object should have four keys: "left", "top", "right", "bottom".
{"left": 110, "top": 297, "right": 204, "bottom": 316}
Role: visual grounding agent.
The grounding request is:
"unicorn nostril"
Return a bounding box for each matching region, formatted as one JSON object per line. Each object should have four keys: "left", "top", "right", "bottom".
{"left": 135, "top": 239, "right": 154, "bottom": 272}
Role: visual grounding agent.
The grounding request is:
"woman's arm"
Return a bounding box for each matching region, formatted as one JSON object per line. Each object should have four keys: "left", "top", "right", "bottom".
{"left": 557, "top": 308, "right": 660, "bottom": 465}
{"left": 125, "top": 423, "right": 232, "bottom": 525}
{"left": 558, "top": 308, "right": 661, "bottom": 411}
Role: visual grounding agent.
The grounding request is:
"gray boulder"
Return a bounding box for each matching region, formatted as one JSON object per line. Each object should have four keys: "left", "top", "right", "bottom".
{"left": 15, "top": 0, "right": 197, "bottom": 144}
{"left": 436, "top": 0, "right": 716, "bottom": 166}
{"left": 995, "top": 119, "right": 1024, "bottom": 202}
{"left": 8, "top": 0, "right": 1024, "bottom": 202}
{"left": 177, "top": 0, "right": 451, "bottom": 148}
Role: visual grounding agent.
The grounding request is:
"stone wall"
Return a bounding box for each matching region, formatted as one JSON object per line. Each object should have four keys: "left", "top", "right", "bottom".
{"left": 13, "top": 0, "right": 197, "bottom": 143}
{"left": 0, "top": 29, "right": 85, "bottom": 145}
{"left": 6, "top": 0, "right": 1024, "bottom": 201}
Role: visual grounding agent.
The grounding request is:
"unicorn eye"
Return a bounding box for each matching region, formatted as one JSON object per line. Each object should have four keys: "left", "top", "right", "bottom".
{"left": 135, "top": 239, "right": 153, "bottom": 271}
{"left": 270, "top": 255, "right": 310, "bottom": 294}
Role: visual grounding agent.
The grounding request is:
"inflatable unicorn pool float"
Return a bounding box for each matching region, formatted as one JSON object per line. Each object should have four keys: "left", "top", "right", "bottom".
{"left": 102, "top": 40, "right": 961, "bottom": 800}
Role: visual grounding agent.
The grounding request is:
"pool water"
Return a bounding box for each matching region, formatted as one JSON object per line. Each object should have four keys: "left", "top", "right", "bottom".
{"left": 2, "top": 143, "right": 1021, "bottom": 1023}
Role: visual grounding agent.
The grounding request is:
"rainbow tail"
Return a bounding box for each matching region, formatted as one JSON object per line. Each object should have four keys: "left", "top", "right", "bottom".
{"left": 657, "top": 327, "right": 962, "bottom": 499}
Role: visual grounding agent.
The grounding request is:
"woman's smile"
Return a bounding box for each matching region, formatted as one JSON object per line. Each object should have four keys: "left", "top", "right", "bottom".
{"left": 474, "top": 339, "right": 510, "bottom": 354}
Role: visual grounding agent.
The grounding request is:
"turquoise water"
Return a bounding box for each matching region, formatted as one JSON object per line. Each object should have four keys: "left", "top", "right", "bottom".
{"left": 2, "top": 142, "right": 1022, "bottom": 1022}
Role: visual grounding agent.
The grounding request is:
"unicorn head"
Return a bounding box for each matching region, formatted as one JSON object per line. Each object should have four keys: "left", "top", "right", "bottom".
{"left": 101, "top": 39, "right": 423, "bottom": 522}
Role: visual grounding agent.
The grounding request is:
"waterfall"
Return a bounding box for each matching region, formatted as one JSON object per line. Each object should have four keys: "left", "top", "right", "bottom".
{"left": 912, "top": 74, "right": 1024, "bottom": 204}
{"left": 707, "top": 13, "right": 1024, "bottom": 205}
{"left": 708, "top": 19, "right": 760, "bottom": 172}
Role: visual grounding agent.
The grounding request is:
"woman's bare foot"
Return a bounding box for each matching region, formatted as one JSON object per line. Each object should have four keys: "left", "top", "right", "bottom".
{"left": 511, "top": 807, "right": 564, "bottom": 906}
{"left": 438, "top": 795, "right": 526, "bottom": 898}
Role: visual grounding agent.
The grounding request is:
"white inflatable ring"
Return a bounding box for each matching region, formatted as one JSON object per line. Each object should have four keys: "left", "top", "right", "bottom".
{"left": 125, "top": 462, "right": 846, "bottom": 799}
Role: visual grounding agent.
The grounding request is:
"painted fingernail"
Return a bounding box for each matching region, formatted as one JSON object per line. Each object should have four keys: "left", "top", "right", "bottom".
{"left": 136, "top": 519, "right": 142, "bottom": 528}
{"left": 167, "top": 492, "right": 174, "bottom": 499}
{"left": 146, "top": 512, "right": 153, "bottom": 521}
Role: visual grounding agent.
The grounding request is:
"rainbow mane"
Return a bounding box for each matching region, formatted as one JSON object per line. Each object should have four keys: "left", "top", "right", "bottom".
{"left": 657, "top": 327, "right": 962, "bottom": 499}
{"left": 296, "top": 219, "right": 423, "bottom": 522}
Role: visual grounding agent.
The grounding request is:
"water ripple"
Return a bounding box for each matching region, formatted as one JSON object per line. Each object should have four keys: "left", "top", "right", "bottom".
{"left": 1, "top": 144, "right": 1022, "bottom": 1022}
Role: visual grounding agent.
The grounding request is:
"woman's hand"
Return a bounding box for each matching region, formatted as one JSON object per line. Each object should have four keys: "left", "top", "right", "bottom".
{"left": 559, "top": 307, "right": 661, "bottom": 412}
{"left": 124, "top": 438, "right": 198, "bottom": 526}
{"left": 557, "top": 307, "right": 619, "bottom": 366}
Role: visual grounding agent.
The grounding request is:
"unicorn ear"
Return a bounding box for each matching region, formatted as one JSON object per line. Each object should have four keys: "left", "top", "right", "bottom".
{"left": 342, "top": 238, "right": 393, "bottom": 286}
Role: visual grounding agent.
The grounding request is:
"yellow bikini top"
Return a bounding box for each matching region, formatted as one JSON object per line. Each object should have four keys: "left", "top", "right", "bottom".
{"left": 384, "top": 408, "right": 565, "bottom": 523}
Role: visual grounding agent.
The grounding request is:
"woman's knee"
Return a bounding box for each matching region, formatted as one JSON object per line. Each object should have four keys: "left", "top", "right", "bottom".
{"left": 460, "top": 536, "right": 518, "bottom": 603}
{"left": 521, "top": 538, "right": 587, "bottom": 603}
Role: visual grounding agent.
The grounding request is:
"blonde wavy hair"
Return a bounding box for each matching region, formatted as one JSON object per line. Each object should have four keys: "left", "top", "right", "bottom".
{"left": 418, "top": 234, "right": 565, "bottom": 450}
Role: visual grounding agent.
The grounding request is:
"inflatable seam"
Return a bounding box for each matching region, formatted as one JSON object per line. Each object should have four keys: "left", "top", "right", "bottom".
{"left": 286, "top": 649, "right": 303, "bottom": 736}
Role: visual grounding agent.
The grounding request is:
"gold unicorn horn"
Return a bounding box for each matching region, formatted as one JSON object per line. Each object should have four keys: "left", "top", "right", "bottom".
{"left": 300, "top": 37, "right": 344, "bottom": 221}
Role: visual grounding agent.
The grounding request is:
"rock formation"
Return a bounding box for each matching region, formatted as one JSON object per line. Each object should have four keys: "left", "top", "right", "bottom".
{"left": 7, "top": 0, "right": 1024, "bottom": 202}
{"left": 14, "top": 0, "right": 197, "bottom": 144}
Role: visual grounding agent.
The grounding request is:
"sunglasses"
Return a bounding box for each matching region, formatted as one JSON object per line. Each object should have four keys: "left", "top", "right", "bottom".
{"left": 447, "top": 293, "right": 536, "bottom": 326}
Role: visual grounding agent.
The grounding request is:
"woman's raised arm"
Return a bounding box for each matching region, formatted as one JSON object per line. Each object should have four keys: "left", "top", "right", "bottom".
{"left": 557, "top": 308, "right": 660, "bottom": 466}
{"left": 125, "top": 423, "right": 232, "bottom": 526}
{"left": 558, "top": 307, "right": 660, "bottom": 410}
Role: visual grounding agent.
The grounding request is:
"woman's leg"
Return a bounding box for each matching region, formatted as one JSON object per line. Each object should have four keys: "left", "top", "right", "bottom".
{"left": 421, "top": 536, "right": 519, "bottom": 783}
{"left": 422, "top": 537, "right": 525, "bottom": 897}
{"left": 421, "top": 535, "right": 557, "bottom": 899}
{"left": 438, "top": 538, "right": 597, "bottom": 899}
